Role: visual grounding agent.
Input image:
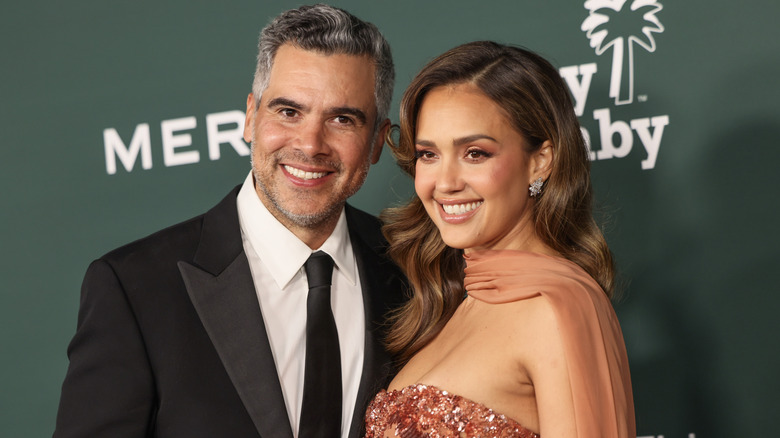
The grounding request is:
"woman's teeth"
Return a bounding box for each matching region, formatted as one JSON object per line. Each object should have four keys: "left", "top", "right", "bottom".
{"left": 441, "top": 201, "right": 482, "bottom": 215}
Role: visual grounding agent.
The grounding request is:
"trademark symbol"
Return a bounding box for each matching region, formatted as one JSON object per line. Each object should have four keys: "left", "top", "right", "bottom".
{"left": 638, "top": 95, "right": 648, "bottom": 102}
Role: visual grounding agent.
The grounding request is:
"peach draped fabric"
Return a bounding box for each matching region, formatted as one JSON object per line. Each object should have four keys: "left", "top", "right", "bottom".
{"left": 464, "top": 250, "right": 636, "bottom": 438}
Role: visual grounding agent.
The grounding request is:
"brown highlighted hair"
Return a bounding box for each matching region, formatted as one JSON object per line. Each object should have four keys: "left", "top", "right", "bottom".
{"left": 382, "top": 41, "right": 614, "bottom": 362}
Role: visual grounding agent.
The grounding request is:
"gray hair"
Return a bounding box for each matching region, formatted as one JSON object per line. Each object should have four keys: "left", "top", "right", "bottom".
{"left": 252, "top": 4, "right": 395, "bottom": 130}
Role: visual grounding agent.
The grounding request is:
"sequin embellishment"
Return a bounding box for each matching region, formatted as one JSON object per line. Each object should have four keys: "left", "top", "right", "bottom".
{"left": 365, "top": 384, "right": 539, "bottom": 437}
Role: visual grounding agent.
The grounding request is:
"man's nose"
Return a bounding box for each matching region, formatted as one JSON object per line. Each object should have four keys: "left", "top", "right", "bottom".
{"left": 295, "top": 120, "right": 331, "bottom": 157}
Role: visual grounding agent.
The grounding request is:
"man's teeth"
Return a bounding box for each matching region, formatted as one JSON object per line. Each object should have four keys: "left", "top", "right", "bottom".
{"left": 284, "top": 165, "right": 327, "bottom": 180}
{"left": 441, "top": 201, "right": 482, "bottom": 215}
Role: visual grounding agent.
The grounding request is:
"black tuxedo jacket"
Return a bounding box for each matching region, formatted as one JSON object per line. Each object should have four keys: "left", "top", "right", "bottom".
{"left": 54, "top": 187, "right": 407, "bottom": 438}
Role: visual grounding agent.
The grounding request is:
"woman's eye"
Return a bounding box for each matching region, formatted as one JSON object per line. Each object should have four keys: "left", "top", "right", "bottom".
{"left": 415, "top": 150, "right": 435, "bottom": 160}
{"left": 466, "top": 149, "right": 490, "bottom": 160}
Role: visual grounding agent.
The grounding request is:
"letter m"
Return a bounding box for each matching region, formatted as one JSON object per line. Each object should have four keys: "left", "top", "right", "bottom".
{"left": 103, "top": 123, "right": 152, "bottom": 175}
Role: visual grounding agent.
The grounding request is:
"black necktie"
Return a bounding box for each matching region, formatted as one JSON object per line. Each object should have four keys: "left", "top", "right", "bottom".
{"left": 299, "top": 251, "right": 342, "bottom": 438}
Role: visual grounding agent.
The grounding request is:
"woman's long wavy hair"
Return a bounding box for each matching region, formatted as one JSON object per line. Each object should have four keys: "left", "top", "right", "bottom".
{"left": 382, "top": 41, "right": 615, "bottom": 363}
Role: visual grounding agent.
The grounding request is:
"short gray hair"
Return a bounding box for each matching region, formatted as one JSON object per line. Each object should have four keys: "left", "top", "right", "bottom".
{"left": 252, "top": 4, "right": 395, "bottom": 130}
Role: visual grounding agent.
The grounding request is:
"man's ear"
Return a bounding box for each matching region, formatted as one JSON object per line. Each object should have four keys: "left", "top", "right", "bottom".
{"left": 370, "top": 118, "right": 391, "bottom": 165}
{"left": 531, "top": 140, "right": 555, "bottom": 181}
{"left": 243, "top": 93, "right": 256, "bottom": 143}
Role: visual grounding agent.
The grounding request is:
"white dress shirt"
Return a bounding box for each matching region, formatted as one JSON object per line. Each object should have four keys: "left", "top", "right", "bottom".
{"left": 236, "top": 172, "right": 365, "bottom": 438}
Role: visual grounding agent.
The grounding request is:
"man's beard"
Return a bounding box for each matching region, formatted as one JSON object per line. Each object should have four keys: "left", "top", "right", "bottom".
{"left": 250, "top": 140, "right": 368, "bottom": 228}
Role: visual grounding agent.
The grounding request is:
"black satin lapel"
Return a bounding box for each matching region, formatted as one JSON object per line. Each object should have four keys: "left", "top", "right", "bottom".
{"left": 192, "top": 185, "right": 245, "bottom": 276}
{"left": 179, "top": 254, "right": 294, "bottom": 438}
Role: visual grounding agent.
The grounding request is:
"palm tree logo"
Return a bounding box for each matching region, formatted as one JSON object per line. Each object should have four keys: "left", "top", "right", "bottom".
{"left": 582, "top": 0, "right": 664, "bottom": 105}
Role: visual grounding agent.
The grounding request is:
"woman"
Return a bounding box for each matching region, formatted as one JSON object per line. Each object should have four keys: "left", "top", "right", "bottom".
{"left": 365, "top": 41, "right": 635, "bottom": 437}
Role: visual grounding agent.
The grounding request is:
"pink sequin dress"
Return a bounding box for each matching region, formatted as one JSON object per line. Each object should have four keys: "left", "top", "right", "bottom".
{"left": 365, "top": 383, "right": 539, "bottom": 438}
{"left": 364, "top": 250, "right": 635, "bottom": 438}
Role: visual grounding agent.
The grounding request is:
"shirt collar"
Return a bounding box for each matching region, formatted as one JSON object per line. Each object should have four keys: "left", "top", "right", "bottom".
{"left": 236, "top": 172, "right": 357, "bottom": 289}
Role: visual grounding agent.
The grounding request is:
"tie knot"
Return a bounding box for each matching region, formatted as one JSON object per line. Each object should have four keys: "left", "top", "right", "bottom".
{"left": 304, "top": 251, "right": 334, "bottom": 289}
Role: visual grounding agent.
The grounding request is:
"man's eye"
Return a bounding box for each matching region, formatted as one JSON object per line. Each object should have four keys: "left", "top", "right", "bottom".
{"left": 280, "top": 108, "right": 298, "bottom": 117}
{"left": 334, "top": 115, "right": 354, "bottom": 125}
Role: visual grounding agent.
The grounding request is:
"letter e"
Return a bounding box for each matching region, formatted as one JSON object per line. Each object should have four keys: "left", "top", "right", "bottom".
{"left": 161, "top": 116, "right": 199, "bottom": 167}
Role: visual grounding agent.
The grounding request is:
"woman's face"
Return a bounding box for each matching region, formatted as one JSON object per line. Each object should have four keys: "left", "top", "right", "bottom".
{"left": 414, "top": 84, "right": 546, "bottom": 252}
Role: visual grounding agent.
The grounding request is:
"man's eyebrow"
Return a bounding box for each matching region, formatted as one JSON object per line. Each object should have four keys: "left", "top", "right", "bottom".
{"left": 328, "top": 107, "right": 367, "bottom": 124}
{"left": 266, "top": 97, "right": 305, "bottom": 110}
{"left": 265, "top": 99, "right": 367, "bottom": 124}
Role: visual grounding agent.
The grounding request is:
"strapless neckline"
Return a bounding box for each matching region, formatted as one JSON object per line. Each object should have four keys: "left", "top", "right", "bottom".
{"left": 365, "top": 383, "right": 539, "bottom": 437}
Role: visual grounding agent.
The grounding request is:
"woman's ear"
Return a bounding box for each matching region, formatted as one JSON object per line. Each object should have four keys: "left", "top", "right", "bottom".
{"left": 531, "top": 140, "right": 555, "bottom": 181}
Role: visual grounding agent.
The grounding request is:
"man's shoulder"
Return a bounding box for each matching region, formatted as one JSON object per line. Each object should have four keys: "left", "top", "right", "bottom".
{"left": 345, "top": 204, "right": 382, "bottom": 229}
{"left": 345, "top": 204, "right": 386, "bottom": 249}
{"left": 101, "top": 214, "right": 205, "bottom": 265}
{"left": 99, "top": 186, "right": 241, "bottom": 269}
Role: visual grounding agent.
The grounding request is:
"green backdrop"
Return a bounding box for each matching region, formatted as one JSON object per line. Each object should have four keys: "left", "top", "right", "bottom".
{"left": 2, "top": 1, "right": 778, "bottom": 436}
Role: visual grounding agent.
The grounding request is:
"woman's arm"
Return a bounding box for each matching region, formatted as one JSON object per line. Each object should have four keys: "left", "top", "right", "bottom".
{"left": 524, "top": 295, "right": 577, "bottom": 437}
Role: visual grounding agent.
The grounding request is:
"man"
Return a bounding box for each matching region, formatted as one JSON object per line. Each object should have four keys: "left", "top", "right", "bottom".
{"left": 54, "top": 5, "right": 406, "bottom": 438}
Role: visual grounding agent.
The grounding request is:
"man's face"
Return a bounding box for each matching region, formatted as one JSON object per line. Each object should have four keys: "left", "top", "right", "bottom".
{"left": 244, "top": 44, "right": 385, "bottom": 236}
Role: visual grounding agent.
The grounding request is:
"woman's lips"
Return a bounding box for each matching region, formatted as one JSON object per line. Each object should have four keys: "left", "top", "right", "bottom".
{"left": 436, "top": 200, "right": 483, "bottom": 224}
